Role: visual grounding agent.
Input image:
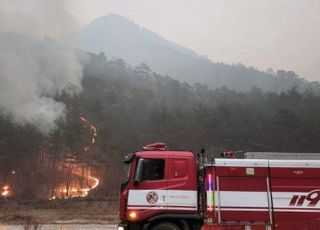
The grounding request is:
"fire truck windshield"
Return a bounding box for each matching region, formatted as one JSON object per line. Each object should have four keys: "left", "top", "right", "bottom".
{"left": 121, "top": 153, "right": 135, "bottom": 187}
{"left": 121, "top": 162, "right": 131, "bottom": 187}
{"left": 123, "top": 162, "right": 131, "bottom": 183}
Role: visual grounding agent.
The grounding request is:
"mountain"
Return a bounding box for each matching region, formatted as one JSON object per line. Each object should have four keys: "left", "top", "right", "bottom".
{"left": 79, "top": 14, "right": 309, "bottom": 92}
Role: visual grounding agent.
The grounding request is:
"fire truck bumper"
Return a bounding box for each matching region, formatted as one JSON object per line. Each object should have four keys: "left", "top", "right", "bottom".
{"left": 117, "top": 222, "right": 128, "bottom": 230}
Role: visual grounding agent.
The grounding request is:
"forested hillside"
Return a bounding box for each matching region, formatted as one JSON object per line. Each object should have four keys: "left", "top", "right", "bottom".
{"left": 79, "top": 14, "right": 311, "bottom": 92}
{"left": 1, "top": 52, "right": 320, "bottom": 199}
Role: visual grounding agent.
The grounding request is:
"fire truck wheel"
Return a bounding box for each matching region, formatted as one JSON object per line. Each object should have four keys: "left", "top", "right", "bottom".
{"left": 151, "top": 222, "right": 180, "bottom": 230}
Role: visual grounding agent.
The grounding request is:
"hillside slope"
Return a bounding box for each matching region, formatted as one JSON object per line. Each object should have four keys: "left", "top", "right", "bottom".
{"left": 79, "top": 14, "right": 309, "bottom": 92}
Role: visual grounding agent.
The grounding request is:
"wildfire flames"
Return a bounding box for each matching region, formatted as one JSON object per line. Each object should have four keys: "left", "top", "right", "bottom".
{"left": 1, "top": 171, "right": 15, "bottom": 198}
{"left": 50, "top": 164, "right": 100, "bottom": 200}
{"left": 1, "top": 115, "right": 100, "bottom": 200}
{"left": 80, "top": 115, "right": 97, "bottom": 150}
{"left": 50, "top": 115, "right": 100, "bottom": 200}
{"left": 1, "top": 185, "right": 10, "bottom": 197}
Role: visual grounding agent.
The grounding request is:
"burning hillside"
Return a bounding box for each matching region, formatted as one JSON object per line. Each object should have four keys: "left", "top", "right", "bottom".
{"left": 50, "top": 161, "right": 100, "bottom": 200}
{"left": 48, "top": 116, "right": 101, "bottom": 200}
{"left": 0, "top": 115, "right": 103, "bottom": 200}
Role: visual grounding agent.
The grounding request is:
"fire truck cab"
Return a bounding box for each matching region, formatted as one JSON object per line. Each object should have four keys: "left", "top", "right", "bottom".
{"left": 118, "top": 144, "right": 320, "bottom": 230}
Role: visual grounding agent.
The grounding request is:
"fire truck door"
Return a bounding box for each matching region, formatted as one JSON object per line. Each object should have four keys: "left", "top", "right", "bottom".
{"left": 167, "top": 157, "right": 198, "bottom": 212}
{"left": 127, "top": 157, "right": 168, "bottom": 211}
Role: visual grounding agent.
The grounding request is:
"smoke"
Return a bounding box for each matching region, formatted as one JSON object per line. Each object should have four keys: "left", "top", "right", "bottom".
{"left": 0, "top": 0, "right": 83, "bottom": 132}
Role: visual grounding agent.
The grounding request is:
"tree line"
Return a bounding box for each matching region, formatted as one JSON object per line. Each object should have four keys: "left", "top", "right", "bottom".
{"left": 1, "top": 52, "right": 320, "bottom": 199}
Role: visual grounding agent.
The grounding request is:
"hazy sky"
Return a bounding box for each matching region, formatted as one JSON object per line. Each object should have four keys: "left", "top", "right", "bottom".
{"left": 70, "top": 0, "right": 320, "bottom": 81}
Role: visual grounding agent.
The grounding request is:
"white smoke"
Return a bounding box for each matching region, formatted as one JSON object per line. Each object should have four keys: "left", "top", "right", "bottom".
{"left": 0, "top": 0, "right": 83, "bottom": 132}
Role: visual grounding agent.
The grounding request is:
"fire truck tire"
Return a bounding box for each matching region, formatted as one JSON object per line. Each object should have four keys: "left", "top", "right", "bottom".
{"left": 151, "top": 222, "right": 180, "bottom": 230}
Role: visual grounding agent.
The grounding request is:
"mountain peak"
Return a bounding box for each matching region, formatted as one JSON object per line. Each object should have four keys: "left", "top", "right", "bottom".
{"left": 89, "top": 13, "right": 139, "bottom": 27}
{"left": 79, "top": 14, "right": 309, "bottom": 92}
{"left": 80, "top": 13, "right": 198, "bottom": 63}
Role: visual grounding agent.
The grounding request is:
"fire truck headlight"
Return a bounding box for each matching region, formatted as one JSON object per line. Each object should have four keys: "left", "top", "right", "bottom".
{"left": 128, "top": 211, "right": 137, "bottom": 220}
{"left": 117, "top": 227, "right": 125, "bottom": 230}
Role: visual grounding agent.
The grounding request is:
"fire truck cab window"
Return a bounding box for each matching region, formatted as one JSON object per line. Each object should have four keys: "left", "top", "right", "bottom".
{"left": 140, "top": 159, "right": 165, "bottom": 181}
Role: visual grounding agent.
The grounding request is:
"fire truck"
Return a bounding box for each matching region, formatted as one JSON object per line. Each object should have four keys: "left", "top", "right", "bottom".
{"left": 117, "top": 143, "right": 320, "bottom": 230}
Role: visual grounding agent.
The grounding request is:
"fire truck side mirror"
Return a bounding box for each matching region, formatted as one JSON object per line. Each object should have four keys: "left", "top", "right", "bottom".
{"left": 134, "top": 158, "right": 144, "bottom": 186}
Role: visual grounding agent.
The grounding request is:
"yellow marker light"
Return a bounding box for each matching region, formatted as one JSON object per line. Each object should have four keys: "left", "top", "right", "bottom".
{"left": 128, "top": 211, "right": 137, "bottom": 220}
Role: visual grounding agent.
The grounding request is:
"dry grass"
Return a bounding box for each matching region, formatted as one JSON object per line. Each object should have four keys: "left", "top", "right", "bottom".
{"left": 0, "top": 198, "right": 118, "bottom": 225}
{"left": 23, "top": 216, "right": 41, "bottom": 230}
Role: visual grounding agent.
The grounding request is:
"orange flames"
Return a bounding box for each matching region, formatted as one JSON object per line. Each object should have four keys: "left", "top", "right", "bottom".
{"left": 1, "top": 185, "right": 11, "bottom": 197}
{"left": 80, "top": 116, "right": 97, "bottom": 151}
{"left": 50, "top": 163, "right": 100, "bottom": 200}
{"left": 1, "top": 115, "right": 101, "bottom": 200}
{"left": 1, "top": 170, "right": 16, "bottom": 198}
{"left": 49, "top": 115, "right": 100, "bottom": 200}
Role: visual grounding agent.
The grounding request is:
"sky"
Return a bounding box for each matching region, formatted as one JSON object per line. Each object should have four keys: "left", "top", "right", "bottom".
{"left": 70, "top": 0, "right": 320, "bottom": 81}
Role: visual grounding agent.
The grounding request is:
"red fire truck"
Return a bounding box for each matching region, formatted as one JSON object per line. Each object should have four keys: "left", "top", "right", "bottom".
{"left": 117, "top": 143, "right": 320, "bottom": 230}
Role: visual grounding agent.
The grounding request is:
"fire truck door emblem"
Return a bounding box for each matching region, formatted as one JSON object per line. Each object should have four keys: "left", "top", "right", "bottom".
{"left": 290, "top": 190, "right": 320, "bottom": 206}
{"left": 146, "top": 191, "right": 159, "bottom": 204}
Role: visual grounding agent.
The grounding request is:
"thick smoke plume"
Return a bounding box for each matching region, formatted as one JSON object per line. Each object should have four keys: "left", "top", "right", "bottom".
{"left": 0, "top": 0, "right": 83, "bottom": 132}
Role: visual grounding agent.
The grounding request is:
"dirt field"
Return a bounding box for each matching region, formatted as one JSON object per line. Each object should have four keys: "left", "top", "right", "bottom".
{"left": 0, "top": 224, "right": 117, "bottom": 230}
{"left": 0, "top": 199, "right": 118, "bottom": 225}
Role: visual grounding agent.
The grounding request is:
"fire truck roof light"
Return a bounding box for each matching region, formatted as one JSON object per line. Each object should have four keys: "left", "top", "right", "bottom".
{"left": 143, "top": 142, "right": 168, "bottom": 151}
